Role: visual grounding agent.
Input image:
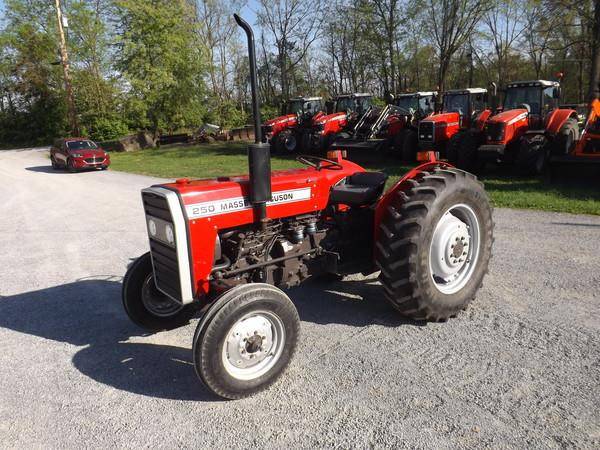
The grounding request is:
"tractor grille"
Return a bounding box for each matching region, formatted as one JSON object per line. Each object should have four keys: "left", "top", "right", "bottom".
{"left": 419, "top": 121, "right": 434, "bottom": 144}
{"left": 485, "top": 122, "right": 505, "bottom": 142}
{"left": 142, "top": 191, "right": 182, "bottom": 302}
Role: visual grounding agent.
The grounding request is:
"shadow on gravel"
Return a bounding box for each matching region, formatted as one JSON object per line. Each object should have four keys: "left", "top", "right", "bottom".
{"left": 0, "top": 275, "right": 419, "bottom": 401}
{"left": 25, "top": 165, "right": 106, "bottom": 174}
{"left": 25, "top": 165, "right": 61, "bottom": 173}
{"left": 0, "top": 278, "right": 216, "bottom": 402}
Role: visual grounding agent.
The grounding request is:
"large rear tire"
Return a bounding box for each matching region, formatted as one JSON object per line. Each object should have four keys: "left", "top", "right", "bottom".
{"left": 375, "top": 167, "right": 493, "bottom": 321}
{"left": 553, "top": 117, "right": 579, "bottom": 156}
{"left": 516, "top": 134, "right": 548, "bottom": 175}
{"left": 400, "top": 129, "right": 418, "bottom": 162}
{"left": 278, "top": 130, "right": 298, "bottom": 153}
{"left": 457, "top": 130, "right": 484, "bottom": 173}
{"left": 446, "top": 131, "right": 465, "bottom": 165}
{"left": 122, "top": 252, "right": 196, "bottom": 331}
{"left": 193, "top": 284, "right": 299, "bottom": 399}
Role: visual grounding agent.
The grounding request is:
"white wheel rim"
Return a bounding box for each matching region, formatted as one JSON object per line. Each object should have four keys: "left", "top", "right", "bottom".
{"left": 429, "top": 204, "right": 481, "bottom": 294}
{"left": 222, "top": 311, "right": 285, "bottom": 381}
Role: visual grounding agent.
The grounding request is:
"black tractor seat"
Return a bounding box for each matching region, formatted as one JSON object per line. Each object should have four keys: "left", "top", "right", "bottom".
{"left": 330, "top": 171, "right": 388, "bottom": 206}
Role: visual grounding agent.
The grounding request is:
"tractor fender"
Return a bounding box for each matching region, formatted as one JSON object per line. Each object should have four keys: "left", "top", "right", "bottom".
{"left": 545, "top": 108, "right": 579, "bottom": 137}
{"left": 373, "top": 160, "right": 452, "bottom": 242}
{"left": 474, "top": 109, "right": 492, "bottom": 131}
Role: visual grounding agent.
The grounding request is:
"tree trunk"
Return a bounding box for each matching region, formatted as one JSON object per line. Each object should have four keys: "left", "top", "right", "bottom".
{"left": 588, "top": 0, "right": 600, "bottom": 101}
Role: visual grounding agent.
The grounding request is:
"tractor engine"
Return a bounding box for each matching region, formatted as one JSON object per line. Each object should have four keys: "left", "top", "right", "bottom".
{"left": 213, "top": 213, "right": 328, "bottom": 290}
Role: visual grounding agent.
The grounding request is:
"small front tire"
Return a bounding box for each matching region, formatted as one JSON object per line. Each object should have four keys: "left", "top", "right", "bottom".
{"left": 193, "top": 284, "right": 300, "bottom": 399}
{"left": 122, "top": 252, "right": 196, "bottom": 331}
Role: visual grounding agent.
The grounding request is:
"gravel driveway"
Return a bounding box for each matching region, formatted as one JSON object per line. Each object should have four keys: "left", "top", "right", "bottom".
{"left": 1, "top": 148, "right": 599, "bottom": 449}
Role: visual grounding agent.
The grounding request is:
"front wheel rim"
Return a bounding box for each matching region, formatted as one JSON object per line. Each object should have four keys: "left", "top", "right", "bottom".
{"left": 429, "top": 204, "right": 481, "bottom": 294}
{"left": 222, "top": 311, "right": 286, "bottom": 381}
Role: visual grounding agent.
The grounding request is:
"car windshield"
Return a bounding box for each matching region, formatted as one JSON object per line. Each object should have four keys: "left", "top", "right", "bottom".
{"left": 443, "top": 94, "right": 469, "bottom": 115}
{"left": 504, "top": 86, "right": 541, "bottom": 115}
{"left": 67, "top": 140, "right": 98, "bottom": 150}
{"left": 336, "top": 96, "right": 372, "bottom": 114}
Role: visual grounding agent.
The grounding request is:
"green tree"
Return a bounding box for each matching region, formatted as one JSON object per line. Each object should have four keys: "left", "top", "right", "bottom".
{"left": 114, "top": 0, "right": 208, "bottom": 135}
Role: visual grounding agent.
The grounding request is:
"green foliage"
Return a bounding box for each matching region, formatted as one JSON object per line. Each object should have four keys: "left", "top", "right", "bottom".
{"left": 202, "top": 97, "right": 249, "bottom": 129}
{"left": 114, "top": 0, "right": 208, "bottom": 134}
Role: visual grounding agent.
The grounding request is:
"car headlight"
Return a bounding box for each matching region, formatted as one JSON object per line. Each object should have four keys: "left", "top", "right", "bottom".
{"left": 71, "top": 153, "right": 83, "bottom": 158}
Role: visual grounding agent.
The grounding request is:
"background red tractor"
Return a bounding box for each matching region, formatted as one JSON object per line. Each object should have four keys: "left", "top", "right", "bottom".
{"left": 456, "top": 79, "right": 579, "bottom": 174}
{"left": 262, "top": 96, "right": 324, "bottom": 153}
{"left": 547, "top": 98, "right": 600, "bottom": 176}
{"left": 122, "top": 14, "right": 494, "bottom": 400}
{"left": 418, "top": 88, "right": 491, "bottom": 162}
{"left": 305, "top": 92, "right": 373, "bottom": 152}
{"left": 392, "top": 91, "right": 437, "bottom": 160}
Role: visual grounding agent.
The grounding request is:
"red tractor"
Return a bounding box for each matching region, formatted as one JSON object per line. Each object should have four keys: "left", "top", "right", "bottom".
{"left": 306, "top": 93, "right": 373, "bottom": 152}
{"left": 547, "top": 98, "right": 600, "bottom": 175}
{"left": 122, "top": 15, "right": 494, "bottom": 400}
{"left": 456, "top": 80, "right": 579, "bottom": 174}
{"left": 262, "top": 96, "right": 324, "bottom": 153}
{"left": 418, "top": 88, "right": 491, "bottom": 163}
{"left": 392, "top": 91, "right": 437, "bottom": 160}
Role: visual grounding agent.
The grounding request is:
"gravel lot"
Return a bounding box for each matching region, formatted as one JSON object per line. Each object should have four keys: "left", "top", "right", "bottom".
{"left": 1, "top": 148, "right": 599, "bottom": 449}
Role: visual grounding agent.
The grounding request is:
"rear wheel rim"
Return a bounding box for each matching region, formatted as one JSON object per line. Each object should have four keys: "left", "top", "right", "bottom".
{"left": 141, "top": 274, "right": 183, "bottom": 317}
{"left": 284, "top": 135, "right": 297, "bottom": 152}
{"left": 222, "top": 311, "right": 286, "bottom": 381}
{"left": 429, "top": 204, "right": 481, "bottom": 294}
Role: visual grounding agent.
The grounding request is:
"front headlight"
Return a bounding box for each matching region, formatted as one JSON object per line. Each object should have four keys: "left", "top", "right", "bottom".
{"left": 147, "top": 216, "right": 176, "bottom": 247}
{"left": 148, "top": 219, "right": 157, "bottom": 237}
{"left": 165, "top": 223, "right": 175, "bottom": 245}
{"left": 71, "top": 153, "right": 83, "bottom": 158}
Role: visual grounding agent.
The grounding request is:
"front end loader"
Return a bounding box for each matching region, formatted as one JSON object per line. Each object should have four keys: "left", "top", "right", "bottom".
{"left": 122, "top": 15, "right": 495, "bottom": 400}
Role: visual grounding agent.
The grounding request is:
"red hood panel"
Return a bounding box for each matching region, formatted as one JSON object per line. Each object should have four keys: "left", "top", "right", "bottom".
{"left": 313, "top": 112, "right": 346, "bottom": 125}
{"left": 488, "top": 109, "right": 528, "bottom": 124}
{"left": 422, "top": 112, "right": 460, "bottom": 124}
{"left": 264, "top": 114, "right": 297, "bottom": 127}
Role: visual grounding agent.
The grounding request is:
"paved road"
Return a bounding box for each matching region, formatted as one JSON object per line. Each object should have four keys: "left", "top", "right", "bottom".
{"left": 1, "top": 148, "right": 599, "bottom": 449}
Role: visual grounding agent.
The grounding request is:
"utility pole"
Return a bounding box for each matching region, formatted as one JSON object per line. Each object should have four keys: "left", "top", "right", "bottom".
{"left": 54, "top": 0, "right": 79, "bottom": 136}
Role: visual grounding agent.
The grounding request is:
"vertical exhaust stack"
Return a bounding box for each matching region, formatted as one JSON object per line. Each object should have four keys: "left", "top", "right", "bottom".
{"left": 234, "top": 14, "right": 271, "bottom": 228}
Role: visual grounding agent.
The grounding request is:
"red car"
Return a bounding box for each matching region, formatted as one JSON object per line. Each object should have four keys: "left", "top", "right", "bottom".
{"left": 50, "top": 138, "right": 110, "bottom": 172}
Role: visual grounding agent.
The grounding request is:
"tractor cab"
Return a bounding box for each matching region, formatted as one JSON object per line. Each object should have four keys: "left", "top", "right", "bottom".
{"left": 501, "top": 80, "right": 560, "bottom": 128}
{"left": 333, "top": 93, "right": 373, "bottom": 116}
{"left": 441, "top": 88, "right": 488, "bottom": 127}
{"left": 393, "top": 91, "right": 436, "bottom": 119}
{"left": 285, "top": 96, "right": 324, "bottom": 124}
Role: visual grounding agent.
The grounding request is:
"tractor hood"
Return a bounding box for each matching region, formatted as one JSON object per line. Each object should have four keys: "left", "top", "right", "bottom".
{"left": 313, "top": 111, "right": 347, "bottom": 126}
{"left": 263, "top": 114, "right": 298, "bottom": 137}
{"left": 487, "top": 108, "right": 528, "bottom": 125}
{"left": 422, "top": 111, "right": 460, "bottom": 126}
{"left": 419, "top": 112, "right": 461, "bottom": 144}
{"left": 263, "top": 114, "right": 297, "bottom": 128}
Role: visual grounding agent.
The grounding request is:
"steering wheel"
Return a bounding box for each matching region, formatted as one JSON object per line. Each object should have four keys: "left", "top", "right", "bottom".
{"left": 296, "top": 155, "right": 343, "bottom": 171}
